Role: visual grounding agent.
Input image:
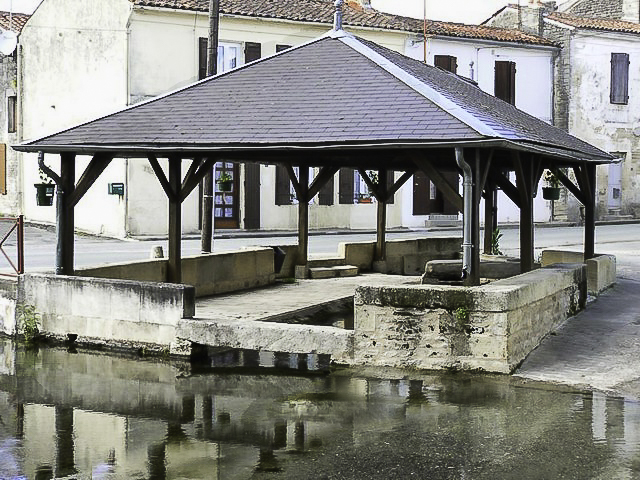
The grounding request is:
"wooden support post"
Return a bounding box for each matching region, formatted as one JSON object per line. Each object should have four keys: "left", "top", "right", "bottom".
{"left": 584, "top": 163, "right": 597, "bottom": 260}
{"left": 56, "top": 153, "right": 76, "bottom": 275}
{"left": 167, "top": 156, "right": 182, "bottom": 283}
{"left": 483, "top": 181, "right": 494, "bottom": 255}
{"left": 515, "top": 155, "right": 534, "bottom": 273}
{"left": 375, "top": 169, "right": 388, "bottom": 261}
{"left": 297, "top": 167, "right": 309, "bottom": 267}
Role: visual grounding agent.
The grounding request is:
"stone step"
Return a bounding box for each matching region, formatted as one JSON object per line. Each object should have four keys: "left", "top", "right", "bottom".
{"left": 309, "top": 265, "right": 359, "bottom": 279}
{"left": 307, "top": 256, "right": 346, "bottom": 268}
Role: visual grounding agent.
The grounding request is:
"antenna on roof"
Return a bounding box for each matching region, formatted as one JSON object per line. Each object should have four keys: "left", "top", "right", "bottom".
{"left": 334, "top": 0, "right": 344, "bottom": 31}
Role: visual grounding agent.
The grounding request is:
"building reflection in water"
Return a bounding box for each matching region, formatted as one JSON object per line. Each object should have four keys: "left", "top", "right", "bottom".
{"left": 0, "top": 340, "right": 639, "bottom": 478}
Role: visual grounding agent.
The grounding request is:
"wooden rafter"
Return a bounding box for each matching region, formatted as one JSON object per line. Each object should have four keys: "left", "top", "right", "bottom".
{"left": 552, "top": 167, "right": 585, "bottom": 204}
{"left": 148, "top": 154, "right": 178, "bottom": 203}
{"left": 489, "top": 171, "right": 521, "bottom": 208}
{"left": 180, "top": 157, "right": 217, "bottom": 202}
{"left": 284, "top": 163, "right": 303, "bottom": 201}
{"left": 308, "top": 166, "right": 339, "bottom": 200}
{"left": 412, "top": 157, "right": 463, "bottom": 212}
{"left": 68, "top": 154, "right": 114, "bottom": 208}
{"left": 386, "top": 169, "right": 415, "bottom": 202}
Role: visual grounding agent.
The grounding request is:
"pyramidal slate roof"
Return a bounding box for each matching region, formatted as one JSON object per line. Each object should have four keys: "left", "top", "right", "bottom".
{"left": 15, "top": 30, "right": 611, "bottom": 163}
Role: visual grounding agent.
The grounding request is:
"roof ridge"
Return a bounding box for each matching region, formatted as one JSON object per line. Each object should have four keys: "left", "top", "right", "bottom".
{"left": 336, "top": 35, "right": 499, "bottom": 138}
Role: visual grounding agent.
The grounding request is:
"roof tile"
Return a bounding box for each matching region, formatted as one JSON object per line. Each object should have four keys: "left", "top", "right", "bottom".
{"left": 131, "top": 0, "right": 556, "bottom": 46}
{"left": 546, "top": 12, "right": 640, "bottom": 35}
{"left": 0, "top": 11, "right": 30, "bottom": 34}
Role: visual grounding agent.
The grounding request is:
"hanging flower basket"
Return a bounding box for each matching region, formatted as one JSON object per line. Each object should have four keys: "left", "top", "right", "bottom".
{"left": 34, "top": 183, "right": 55, "bottom": 206}
{"left": 217, "top": 180, "right": 233, "bottom": 192}
{"left": 542, "top": 187, "right": 561, "bottom": 201}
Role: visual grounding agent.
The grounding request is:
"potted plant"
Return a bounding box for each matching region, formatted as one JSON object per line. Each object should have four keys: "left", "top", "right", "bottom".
{"left": 35, "top": 168, "right": 55, "bottom": 206}
{"left": 542, "top": 170, "right": 561, "bottom": 201}
{"left": 217, "top": 172, "right": 233, "bottom": 192}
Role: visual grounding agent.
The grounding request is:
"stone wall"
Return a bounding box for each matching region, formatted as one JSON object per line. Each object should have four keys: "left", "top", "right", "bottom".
{"left": 344, "top": 264, "right": 587, "bottom": 373}
{"left": 19, "top": 273, "right": 195, "bottom": 350}
{"left": 77, "top": 247, "right": 276, "bottom": 297}
{"left": 540, "top": 250, "right": 616, "bottom": 294}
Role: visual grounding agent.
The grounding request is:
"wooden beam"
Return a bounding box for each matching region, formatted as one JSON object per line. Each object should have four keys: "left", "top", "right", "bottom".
{"left": 386, "top": 169, "right": 415, "bottom": 202}
{"left": 68, "top": 154, "right": 113, "bottom": 208}
{"left": 297, "top": 167, "right": 310, "bottom": 267}
{"left": 376, "top": 169, "right": 388, "bottom": 261}
{"left": 483, "top": 180, "right": 495, "bottom": 255}
{"left": 180, "top": 157, "right": 217, "bottom": 202}
{"left": 308, "top": 166, "right": 339, "bottom": 200}
{"left": 574, "top": 165, "right": 593, "bottom": 204}
{"left": 552, "top": 167, "right": 586, "bottom": 204}
{"left": 584, "top": 163, "right": 597, "bottom": 260}
{"left": 180, "top": 158, "right": 202, "bottom": 194}
{"left": 284, "top": 163, "right": 303, "bottom": 202}
{"left": 357, "top": 168, "right": 382, "bottom": 201}
{"left": 148, "top": 155, "right": 177, "bottom": 203}
{"left": 490, "top": 171, "right": 521, "bottom": 208}
{"left": 167, "top": 156, "right": 182, "bottom": 284}
{"left": 412, "top": 157, "right": 463, "bottom": 212}
{"left": 515, "top": 154, "right": 534, "bottom": 273}
{"left": 477, "top": 149, "right": 494, "bottom": 194}
{"left": 57, "top": 153, "right": 76, "bottom": 275}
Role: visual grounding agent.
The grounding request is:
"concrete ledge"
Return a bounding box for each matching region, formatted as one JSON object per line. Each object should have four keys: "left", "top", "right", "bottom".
{"left": 422, "top": 257, "right": 521, "bottom": 282}
{"left": 178, "top": 318, "right": 353, "bottom": 357}
{"left": 78, "top": 247, "right": 276, "bottom": 297}
{"left": 541, "top": 250, "right": 616, "bottom": 294}
{"left": 19, "top": 274, "right": 195, "bottom": 347}
{"left": 349, "top": 264, "right": 587, "bottom": 373}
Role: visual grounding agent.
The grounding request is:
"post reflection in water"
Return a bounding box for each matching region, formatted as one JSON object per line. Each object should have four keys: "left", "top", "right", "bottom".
{"left": 0, "top": 338, "right": 640, "bottom": 479}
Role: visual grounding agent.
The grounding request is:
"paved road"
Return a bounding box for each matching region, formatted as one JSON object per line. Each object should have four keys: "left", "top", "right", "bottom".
{"left": 5, "top": 221, "right": 640, "bottom": 277}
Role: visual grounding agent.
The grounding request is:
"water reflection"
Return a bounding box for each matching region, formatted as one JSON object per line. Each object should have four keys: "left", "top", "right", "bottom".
{"left": 0, "top": 339, "right": 638, "bottom": 478}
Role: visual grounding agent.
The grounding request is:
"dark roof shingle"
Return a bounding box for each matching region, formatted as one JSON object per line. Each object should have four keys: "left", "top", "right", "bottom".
{"left": 132, "top": 0, "right": 556, "bottom": 46}
{"left": 16, "top": 33, "right": 610, "bottom": 163}
{"left": 0, "top": 11, "right": 30, "bottom": 34}
{"left": 546, "top": 12, "right": 640, "bottom": 35}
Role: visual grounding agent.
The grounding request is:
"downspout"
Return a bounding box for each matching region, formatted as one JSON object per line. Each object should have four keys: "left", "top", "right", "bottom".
{"left": 455, "top": 147, "right": 472, "bottom": 279}
{"left": 38, "top": 152, "right": 64, "bottom": 274}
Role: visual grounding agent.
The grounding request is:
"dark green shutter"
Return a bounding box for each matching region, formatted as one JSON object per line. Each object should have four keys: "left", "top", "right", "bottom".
{"left": 198, "top": 37, "right": 208, "bottom": 80}
{"left": 319, "top": 175, "right": 334, "bottom": 205}
{"left": 611, "top": 53, "right": 630, "bottom": 104}
{"left": 495, "top": 61, "right": 516, "bottom": 105}
{"left": 275, "top": 165, "right": 292, "bottom": 205}
{"left": 339, "top": 168, "right": 354, "bottom": 204}
{"left": 245, "top": 42, "right": 261, "bottom": 63}
{"left": 276, "top": 44, "right": 291, "bottom": 53}
{"left": 434, "top": 55, "right": 457, "bottom": 74}
{"left": 386, "top": 170, "right": 395, "bottom": 204}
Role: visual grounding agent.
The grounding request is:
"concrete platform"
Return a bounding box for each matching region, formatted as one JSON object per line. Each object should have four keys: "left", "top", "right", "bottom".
{"left": 177, "top": 274, "right": 417, "bottom": 355}
{"left": 516, "top": 277, "right": 640, "bottom": 398}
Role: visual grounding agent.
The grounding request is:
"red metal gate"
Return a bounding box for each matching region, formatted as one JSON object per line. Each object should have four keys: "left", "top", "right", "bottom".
{"left": 0, "top": 215, "right": 24, "bottom": 276}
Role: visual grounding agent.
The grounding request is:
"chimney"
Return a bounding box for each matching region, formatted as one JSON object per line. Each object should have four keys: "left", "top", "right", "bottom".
{"left": 623, "top": 0, "right": 640, "bottom": 23}
{"left": 334, "top": 0, "right": 344, "bottom": 31}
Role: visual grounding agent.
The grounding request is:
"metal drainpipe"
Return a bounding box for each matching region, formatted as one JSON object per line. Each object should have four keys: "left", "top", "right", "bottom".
{"left": 455, "top": 147, "right": 472, "bottom": 279}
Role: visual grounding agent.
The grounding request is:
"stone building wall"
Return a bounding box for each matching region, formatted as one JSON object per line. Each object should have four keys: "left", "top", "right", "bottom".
{"left": 0, "top": 52, "right": 21, "bottom": 216}
{"left": 544, "top": 24, "right": 572, "bottom": 131}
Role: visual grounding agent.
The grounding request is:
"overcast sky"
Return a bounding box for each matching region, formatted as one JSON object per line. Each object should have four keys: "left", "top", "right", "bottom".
{"left": 1, "top": 0, "right": 511, "bottom": 23}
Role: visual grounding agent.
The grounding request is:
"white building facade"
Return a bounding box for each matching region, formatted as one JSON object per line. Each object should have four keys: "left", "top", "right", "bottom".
{"left": 11, "top": 0, "right": 557, "bottom": 236}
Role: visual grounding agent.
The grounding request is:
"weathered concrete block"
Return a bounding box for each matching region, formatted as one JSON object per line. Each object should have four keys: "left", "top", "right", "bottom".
{"left": 309, "top": 267, "right": 336, "bottom": 279}
{"left": 348, "top": 263, "right": 590, "bottom": 373}
{"left": 541, "top": 250, "right": 616, "bottom": 295}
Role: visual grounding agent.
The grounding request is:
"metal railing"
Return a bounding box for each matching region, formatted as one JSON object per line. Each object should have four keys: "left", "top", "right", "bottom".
{"left": 0, "top": 215, "right": 24, "bottom": 276}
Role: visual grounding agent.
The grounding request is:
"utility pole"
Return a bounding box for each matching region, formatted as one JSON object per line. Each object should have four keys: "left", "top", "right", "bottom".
{"left": 201, "top": 0, "right": 219, "bottom": 253}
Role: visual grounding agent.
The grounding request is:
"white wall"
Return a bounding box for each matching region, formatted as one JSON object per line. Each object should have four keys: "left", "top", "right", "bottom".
{"left": 569, "top": 31, "right": 640, "bottom": 215}
{"left": 19, "top": 0, "right": 132, "bottom": 236}
{"left": 403, "top": 38, "right": 555, "bottom": 225}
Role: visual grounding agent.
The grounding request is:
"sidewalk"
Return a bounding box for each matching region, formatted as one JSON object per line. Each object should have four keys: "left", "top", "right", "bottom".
{"left": 515, "top": 277, "right": 640, "bottom": 399}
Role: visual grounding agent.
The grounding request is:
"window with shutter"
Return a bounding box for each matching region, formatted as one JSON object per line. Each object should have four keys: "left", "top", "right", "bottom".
{"left": 7, "top": 96, "right": 16, "bottom": 134}
{"left": 386, "top": 171, "right": 395, "bottom": 204}
{"left": 275, "top": 165, "right": 292, "bottom": 205}
{"left": 611, "top": 53, "right": 630, "bottom": 105}
{"left": 276, "top": 44, "right": 291, "bottom": 53}
{"left": 319, "top": 176, "right": 334, "bottom": 205}
{"left": 198, "top": 37, "right": 208, "bottom": 80}
{"left": 494, "top": 61, "right": 516, "bottom": 105}
{"left": 434, "top": 55, "right": 457, "bottom": 74}
{"left": 245, "top": 42, "right": 261, "bottom": 63}
{"left": 339, "top": 168, "right": 355, "bottom": 204}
